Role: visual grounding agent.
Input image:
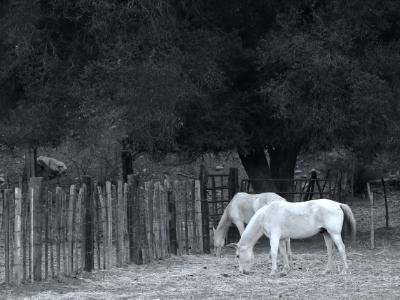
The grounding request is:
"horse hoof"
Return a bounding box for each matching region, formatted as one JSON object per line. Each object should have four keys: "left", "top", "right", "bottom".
{"left": 323, "top": 269, "right": 333, "bottom": 275}
{"left": 282, "top": 267, "right": 290, "bottom": 274}
{"left": 270, "top": 270, "right": 277, "bottom": 276}
{"left": 279, "top": 272, "right": 288, "bottom": 277}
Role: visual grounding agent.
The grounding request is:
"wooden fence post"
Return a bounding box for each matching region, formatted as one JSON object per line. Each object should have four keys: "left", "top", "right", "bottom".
{"left": 62, "top": 191, "right": 68, "bottom": 276}
{"left": 228, "top": 168, "right": 239, "bottom": 200}
{"left": 127, "top": 175, "right": 137, "bottom": 263}
{"left": 97, "top": 186, "right": 107, "bottom": 269}
{"left": 56, "top": 187, "right": 62, "bottom": 278}
{"left": 184, "top": 181, "right": 190, "bottom": 255}
{"left": 14, "top": 187, "right": 23, "bottom": 285}
{"left": 22, "top": 189, "right": 27, "bottom": 282}
{"left": 381, "top": 178, "right": 389, "bottom": 228}
{"left": 151, "top": 181, "right": 162, "bottom": 259}
{"left": 82, "top": 176, "right": 94, "bottom": 272}
{"left": 44, "top": 191, "right": 49, "bottom": 280}
{"left": 48, "top": 191, "right": 54, "bottom": 278}
{"left": 74, "top": 188, "right": 84, "bottom": 273}
{"left": 105, "top": 181, "right": 112, "bottom": 269}
{"left": 29, "top": 177, "right": 44, "bottom": 281}
{"left": 199, "top": 165, "right": 210, "bottom": 253}
{"left": 123, "top": 182, "right": 129, "bottom": 263}
{"left": 67, "top": 185, "right": 75, "bottom": 275}
{"left": 121, "top": 149, "right": 133, "bottom": 184}
{"left": 366, "top": 182, "right": 374, "bottom": 249}
{"left": 29, "top": 187, "right": 33, "bottom": 282}
{"left": 143, "top": 181, "right": 151, "bottom": 263}
{"left": 0, "top": 192, "right": 4, "bottom": 282}
{"left": 168, "top": 181, "right": 177, "bottom": 255}
{"left": 4, "top": 189, "right": 11, "bottom": 285}
{"left": 94, "top": 185, "right": 101, "bottom": 270}
{"left": 160, "top": 181, "right": 169, "bottom": 258}
{"left": 194, "top": 180, "right": 203, "bottom": 253}
{"left": 116, "top": 180, "right": 124, "bottom": 267}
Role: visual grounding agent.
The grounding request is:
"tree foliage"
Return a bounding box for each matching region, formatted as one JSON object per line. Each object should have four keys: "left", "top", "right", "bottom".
{"left": 1, "top": 0, "right": 399, "bottom": 188}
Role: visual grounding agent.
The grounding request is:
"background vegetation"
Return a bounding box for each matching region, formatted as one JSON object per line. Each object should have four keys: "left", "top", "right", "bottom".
{"left": 1, "top": 0, "right": 400, "bottom": 192}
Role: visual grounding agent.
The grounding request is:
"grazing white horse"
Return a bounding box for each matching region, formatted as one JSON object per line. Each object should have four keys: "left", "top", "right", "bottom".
{"left": 213, "top": 192, "right": 291, "bottom": 261}
{"left": 234, "top": 199, "right": 356, "bottom": 275}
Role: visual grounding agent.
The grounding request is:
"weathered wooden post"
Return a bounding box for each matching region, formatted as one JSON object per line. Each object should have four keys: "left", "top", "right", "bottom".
{"left": 62, "top": 191, "right": 68, "bottom": 275}
{"left": 116, "top": 180, "right": 124, "bottom": 267}
{"left": 228, "top": 168, "right": 239, "bottom": 200}
{"left": 167, "top": 180, "right": 177, "bottom": 256}
{"left": 67, "top": 185, "right": 75, "bottom": 275}
{"left": 121, "top": 149, "right": 133, "bottom": 184}
{"left": 29, "top": 187, "right": 34, "bottom": 282}
{"left": 44, "top": 191, "right": 49, "bottom": 280}
{"left": 381, "top": 178, "right": 389, "bottom": 228}
{"left": 195, "top": 180, "right": 203, "bottom": 252}
{"left": 82, "top": 176, "right": 94, "bottom": 272}
{"left": 199, "top": 165, "right": 210, "bottom": 253}
{"left": 94, "top": 184, "right": 101, "bottom": 270}
{"left": 105, "top": 181, "right": 112, "bottom": 268}
{"left": 14, "top": 187, "right": 23, "bottom": 285}
{"left": 48, "top": 191, "right": 55, "bottom": 278}
{"left": 143, "top": 181, "right": 151, "bottom": 262}
{"left": 0, "top": 192, "right": 4, "bottom": 282}
{"left": 366, "top": 182, "right": 374, "bottom": 249}
{"left": 303, "top": 170, "right": 317, "bottom": 201}
{"left": 55, "top": 187, "right": 62, "bottom": 277}
{"left": 29, "top": 177, "right": 44, "bottom": 281}
{"left": 127, "top": 175, "right": 137, "bottom": 263}
{"left": 97, "top": 186, "right": 106, "bottom": 269}
{"left": 4, "top": 189, "right": 11, "bottom": 285}
{"left": 74, "top": 188, "right": 84, "bottom": 273}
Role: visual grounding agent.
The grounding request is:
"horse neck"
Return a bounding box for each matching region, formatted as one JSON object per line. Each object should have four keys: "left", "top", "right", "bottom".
{"left": 216, "top": 207, "right": 231, "bottom": 236}
{"left": 239, "top": 214, "right": 263, "bottom": 249}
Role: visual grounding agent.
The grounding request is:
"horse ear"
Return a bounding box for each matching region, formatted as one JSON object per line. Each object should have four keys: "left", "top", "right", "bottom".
{"left": 225, "top": 243, "right": 238, "bottom": 249}
{"left": 212, "top": 227, "right": 216, "bottom": 233}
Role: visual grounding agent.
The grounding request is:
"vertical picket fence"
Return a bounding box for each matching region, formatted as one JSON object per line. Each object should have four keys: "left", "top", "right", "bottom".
{"left": 0, "top": 177, "right": 203, "bottom": 285}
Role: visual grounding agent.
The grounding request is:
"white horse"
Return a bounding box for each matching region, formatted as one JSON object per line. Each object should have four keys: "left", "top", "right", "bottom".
{"left": 213, "top": 192, "right": 291, "bottom": 260}
{"left": 233, "top": 199, "right": 356, "bottom": 275}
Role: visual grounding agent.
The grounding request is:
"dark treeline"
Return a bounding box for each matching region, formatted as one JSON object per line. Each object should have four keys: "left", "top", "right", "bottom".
{"left": 1, "top": 0, "right": 400, "bottom": 191}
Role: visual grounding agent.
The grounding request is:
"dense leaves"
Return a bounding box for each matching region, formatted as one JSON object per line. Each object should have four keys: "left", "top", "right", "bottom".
{"left": 0, "top": 0, "right": 399, "bottom": 183}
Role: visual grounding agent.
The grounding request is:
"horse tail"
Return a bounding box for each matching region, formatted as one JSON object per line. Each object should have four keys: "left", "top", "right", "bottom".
{"left": 340, "top": 203, "right": 356, "bottom": 241}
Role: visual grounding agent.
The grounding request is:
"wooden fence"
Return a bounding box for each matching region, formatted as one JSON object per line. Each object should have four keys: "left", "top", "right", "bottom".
{"left": 0, "top": 176, "right": 202, "bottom": 285}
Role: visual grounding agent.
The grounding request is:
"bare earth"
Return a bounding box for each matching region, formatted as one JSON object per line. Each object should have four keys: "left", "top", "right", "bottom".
{"left": 2, "top": 230, "right": 400, "bottom": 300}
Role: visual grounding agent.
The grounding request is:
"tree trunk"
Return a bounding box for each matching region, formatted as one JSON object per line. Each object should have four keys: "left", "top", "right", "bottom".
{"left": 238, "top": 146, "right": 277, "bottom": 193}
{"left": 268, "top": 143, "right": 301, "bottom": 201}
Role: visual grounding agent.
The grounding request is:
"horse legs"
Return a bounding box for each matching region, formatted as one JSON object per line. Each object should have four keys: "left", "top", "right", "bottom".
{"left": 329, "top": 233, "right": 348, "bottom": 274}
{"left": 279, "top": 240, "right": 290, "bottom": 273}
{"left": 235, "top": 222, "right": 245, "bottom": 236}
{"left": 215, "top": 247, "right": 222, "bottom": 257}
{"left": 270, "top": 234, "right": 280, "bottom": 275}
{"left": 286, "top": 238, "right": 293, "bottom": 268}
{"left": 323, "top": 233, "right": 335, "bottom": 274}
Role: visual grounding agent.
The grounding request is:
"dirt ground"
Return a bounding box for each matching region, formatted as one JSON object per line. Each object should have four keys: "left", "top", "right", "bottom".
{"left": 2, "top": 228, "right": 400, "bottom": 300}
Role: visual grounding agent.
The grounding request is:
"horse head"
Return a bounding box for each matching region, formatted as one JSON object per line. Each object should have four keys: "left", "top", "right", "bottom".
{"left": 237, "top": 245, "right": 254, "bottom": 275}
{"left": 212, "top": 227, "right": 225, "bottom": 255}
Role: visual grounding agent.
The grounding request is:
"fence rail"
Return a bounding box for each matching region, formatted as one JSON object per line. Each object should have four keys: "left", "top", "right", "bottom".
{"left": 0, "top": 176, "right": 202, "bottom": 285}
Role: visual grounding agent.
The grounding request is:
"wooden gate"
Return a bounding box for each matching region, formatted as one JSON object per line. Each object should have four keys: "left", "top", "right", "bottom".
{"left": 240, "top": 170, "right": 340, "bottom": 201}
{"left": 199, "top": 166, "right": 238, "bottom": 253}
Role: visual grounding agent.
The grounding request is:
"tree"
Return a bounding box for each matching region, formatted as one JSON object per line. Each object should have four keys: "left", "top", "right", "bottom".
{"left": 175, "top": 0, "right": 400, "bottom": 192}
{"left": 1, "top": 0, "right": 399, "bottom": 195}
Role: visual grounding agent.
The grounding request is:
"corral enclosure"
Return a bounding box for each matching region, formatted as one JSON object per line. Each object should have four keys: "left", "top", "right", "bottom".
{"left": 0, "top": 176, "right": 203, "bottom": 285}
{"left": 1, "top": 166, "right": 400, "bottom": 297}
